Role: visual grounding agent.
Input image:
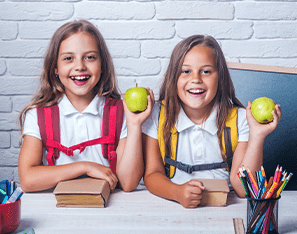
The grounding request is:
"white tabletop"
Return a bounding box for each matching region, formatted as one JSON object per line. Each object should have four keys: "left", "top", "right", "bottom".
{"left": 13, "top": 188, "right": 297, "bottom": 234}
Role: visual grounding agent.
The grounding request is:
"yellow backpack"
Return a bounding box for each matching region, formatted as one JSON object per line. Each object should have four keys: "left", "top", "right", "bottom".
{"left": 158, "top": 103, "right": 238, "bottom": 178}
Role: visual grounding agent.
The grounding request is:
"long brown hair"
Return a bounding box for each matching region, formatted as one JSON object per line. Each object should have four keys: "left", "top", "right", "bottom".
{"left": 159, "top": 35, "right": 244, "bottom": 158}
{"left": 19, "top": 20, "right": 120, "bottom": 139}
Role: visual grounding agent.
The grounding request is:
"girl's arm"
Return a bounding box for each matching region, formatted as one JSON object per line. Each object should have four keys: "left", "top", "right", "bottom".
{"left": 116, "top": 88, "right": 155, "bottom": 192}
{"left": 19, "top": 135, "right": 118, "bottom": 192}
{"left": 230, "top": 102, "right": 282, "bottom": 197}
{"left": 143, "top": 134, "right": 205, "bottom": 208}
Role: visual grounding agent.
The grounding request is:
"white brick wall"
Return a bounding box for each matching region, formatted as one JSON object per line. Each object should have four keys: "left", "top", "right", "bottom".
{"left": 1, "top": 0, "right": 297, "bottom": 183}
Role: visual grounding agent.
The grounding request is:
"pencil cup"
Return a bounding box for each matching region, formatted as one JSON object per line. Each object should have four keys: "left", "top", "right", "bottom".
{"left": 246, "top": 196, "right": 280, "bottom": 234}
{"left": 0, "top": 199, "right": 21, "bottom": 234}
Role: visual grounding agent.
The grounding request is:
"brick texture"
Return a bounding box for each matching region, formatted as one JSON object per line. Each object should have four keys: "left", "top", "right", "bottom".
{"left": 0, "top": 0, "right": 296, "bottom": 182}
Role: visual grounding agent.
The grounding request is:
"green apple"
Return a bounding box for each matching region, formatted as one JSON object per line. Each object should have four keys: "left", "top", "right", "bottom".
{"left": 124, "top": 84, "right": 149, "bottom": 113}
{"left": 251, "top": 96, "right": 276, "bottom": 123}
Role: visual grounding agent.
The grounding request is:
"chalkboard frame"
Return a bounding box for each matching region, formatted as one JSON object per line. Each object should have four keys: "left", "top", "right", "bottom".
{"left": 228, "top": 62, "right": 297, "bottom": 75}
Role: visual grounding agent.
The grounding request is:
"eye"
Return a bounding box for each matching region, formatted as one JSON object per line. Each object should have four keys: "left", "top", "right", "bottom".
{"left": 64, "top": 56, "right": 72, "bottom": 61}
{"left": 86, "top": 55, "right": 96, "bottom": 60}
{"left": 202, "top": 70, "right": 211, "bottom": 75}
{"left": 182, "top": 70, "right": 191, "bottom": 74}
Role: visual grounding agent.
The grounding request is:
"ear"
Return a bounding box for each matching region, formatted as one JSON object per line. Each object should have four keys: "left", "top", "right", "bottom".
{"left": 55, "top": 68, "right": 58, "bottom": 75}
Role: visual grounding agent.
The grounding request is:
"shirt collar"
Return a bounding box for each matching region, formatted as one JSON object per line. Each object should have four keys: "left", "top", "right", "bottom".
{"left": 175, "top": 105, "right": 218, "bottom": 135}
{"left": 59, "top": 95, "right": 103, "bottom": 116}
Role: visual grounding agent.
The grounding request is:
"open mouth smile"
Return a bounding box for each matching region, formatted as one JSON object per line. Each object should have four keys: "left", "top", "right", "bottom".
{"left": 70, "top": 75, "right": 91, "bottom": 86}
{"left": 187, "top": 89, "right": 206, "bottom": 96}
{"left": 70, "top": 75, "right": 91, "bottom": 81}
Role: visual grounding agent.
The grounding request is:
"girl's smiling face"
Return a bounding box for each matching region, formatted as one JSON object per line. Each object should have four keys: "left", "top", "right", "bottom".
{"left": 177, "top": 45, "right": 219, "bottom": 122}
{"left": 55, "top": 31, "right": 101, "bottom": 105}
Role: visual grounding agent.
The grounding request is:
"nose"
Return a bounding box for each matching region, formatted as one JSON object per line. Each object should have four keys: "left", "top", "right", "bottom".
{"left": 75, "top": 59, "right": 86, "bottom": 71}
{"left": 191, "top": 72, "right": 203, "bottom": 83}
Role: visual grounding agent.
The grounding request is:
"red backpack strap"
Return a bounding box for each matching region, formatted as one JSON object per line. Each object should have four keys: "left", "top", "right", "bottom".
{"left": 37, "top": 104, "right": 60, "bottom": 166}
{"left": 67, "top": 108, "right": 117, "bottom": 154}
{"left": 102, "top": 97, "right": 124, "bottom": 173}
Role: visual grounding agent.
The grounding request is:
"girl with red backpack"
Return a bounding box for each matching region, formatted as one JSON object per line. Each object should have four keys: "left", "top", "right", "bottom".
{"left": 18, "top": 20, "right": 154, "bottom": 193}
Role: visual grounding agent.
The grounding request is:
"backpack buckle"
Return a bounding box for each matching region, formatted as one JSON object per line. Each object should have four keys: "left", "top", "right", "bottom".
{"left": 178, "top": 162, "right": 193, "bottom": 174}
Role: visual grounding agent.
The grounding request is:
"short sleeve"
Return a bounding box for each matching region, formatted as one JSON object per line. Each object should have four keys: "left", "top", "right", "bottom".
{"left": 142, "top": 102, "right": 161, "bottom": 139}
{"left": 23, "top": 108, "right": 41, "bottom": 140}
{"left": 237, "top": 107, "right": 249, "bottom": 142}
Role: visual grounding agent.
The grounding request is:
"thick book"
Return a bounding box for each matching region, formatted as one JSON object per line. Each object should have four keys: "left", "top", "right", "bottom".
{"left": 198, "top": 179, "right": 230, "bottom": 207}
{"left": 53, "top": 178, "right": 110, "bottom": 208}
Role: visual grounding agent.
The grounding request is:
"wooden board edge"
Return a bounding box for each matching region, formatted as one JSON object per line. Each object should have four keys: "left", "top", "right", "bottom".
{"left": 227, "top": 62, "right": 297, "bottom": 75}
{"left": 233, "top": 218, "right": 245, "bottom": 234}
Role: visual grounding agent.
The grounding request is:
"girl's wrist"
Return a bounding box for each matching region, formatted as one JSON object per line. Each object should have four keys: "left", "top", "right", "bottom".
{"left": 126, "top": 122, "right": 142, "bottom": 132}
{"left": 171, "top": 183, "right": 183, "bottom": 203}
{"left": 77, "top": 161, "right": 89, "bottom": 175}
{"left": 248, "top": 131, "right": 266, "bottom": 144}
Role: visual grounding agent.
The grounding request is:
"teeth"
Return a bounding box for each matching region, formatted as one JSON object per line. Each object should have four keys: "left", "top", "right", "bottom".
{"left": 189, "top": 89, "right": 204, "bottom": 94}
{"left": 70, "top": 76, "right": 90, "bottom": 80}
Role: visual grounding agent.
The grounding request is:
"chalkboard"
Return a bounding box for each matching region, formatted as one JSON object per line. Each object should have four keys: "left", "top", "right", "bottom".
{"left": 228, "top": 63, "right": 297, "bottom": 190}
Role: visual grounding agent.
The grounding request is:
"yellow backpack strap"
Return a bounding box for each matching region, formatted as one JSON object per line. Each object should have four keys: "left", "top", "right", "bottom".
{"left": 222, "top": 107, "right": 239, "bottom": 170}
{"left": 158, "top": 102, "right": 178, "bottom": 178}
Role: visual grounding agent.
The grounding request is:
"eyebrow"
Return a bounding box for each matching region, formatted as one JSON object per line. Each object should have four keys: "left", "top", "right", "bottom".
{"left": 182, "top": 64, "right": 214, "bottom": 68}
{"left": 59, "top": 50, "right": 99, "bottom": 56}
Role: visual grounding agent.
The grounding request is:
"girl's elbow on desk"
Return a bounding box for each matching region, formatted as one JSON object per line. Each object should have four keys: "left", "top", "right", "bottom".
{"left": 20, "top": 175, "right": 59, "bottom": 193}
{"left": 117, "top": 167, "right": 144, "bottom": 192}
{"left": 19, "top": 169, "right": 56, "bottom": 192}
{"left": 234, "top": 190, "right": 246, "bottom": 199}
{"left": 233, "top": 186, "right": 245, "bottom": 198}
{"left": 231, "top": 180, "right": 246, "bottom": 198}
{"left": 118, "top": 173, "right": 143, "bottom": 192}
{"left": 19, "top": 177, "right": 39, "bottom": 193}
{"left": 18, "top": 169, "right": 33, "bottom": 192}
{"left": 119, "top": 180, "right": 139, "bottom": 192}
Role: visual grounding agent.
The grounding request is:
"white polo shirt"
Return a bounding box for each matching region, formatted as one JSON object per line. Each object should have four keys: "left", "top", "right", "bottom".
{"left": 23, "top": 95, "right": 127, "bottom": 166}
{"left": 142, "top": 102, "right": 249, "bottom": 185}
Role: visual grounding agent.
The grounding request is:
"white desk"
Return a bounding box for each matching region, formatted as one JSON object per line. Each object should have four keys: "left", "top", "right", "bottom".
{"left": 13, "top": 189, "right": 297, "bottom": 234}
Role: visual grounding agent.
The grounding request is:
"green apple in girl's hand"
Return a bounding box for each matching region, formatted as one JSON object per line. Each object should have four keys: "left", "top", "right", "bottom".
{"left": 124, "top": 84, "right": 149, "bottom": 113}
{"left": 251, "top": 96, "right": 276, "bottom": 123}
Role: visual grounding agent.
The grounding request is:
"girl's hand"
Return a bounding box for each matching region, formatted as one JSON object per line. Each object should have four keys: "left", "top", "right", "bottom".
{"left": 246, "top": 101, "right": 282, "bottom": 139}
{"left": 84, "top": 162, "right": 118, "bottom": 190}
{"left": 123, "top": 87, "right": 155, "bottom": 127}
{"left": 176, "top": 180, "right": 205, "bottom": 208}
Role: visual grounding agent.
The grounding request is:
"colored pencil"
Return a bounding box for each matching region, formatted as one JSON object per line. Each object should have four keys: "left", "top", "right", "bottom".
{"left": 272, "top": 165, "right": 279, "bottom": 183}
{"left": 247, "top": 167, "right": 259, "bottom": 193}
{"left": 261, "top": 166, "right": 267, "bottom": 187}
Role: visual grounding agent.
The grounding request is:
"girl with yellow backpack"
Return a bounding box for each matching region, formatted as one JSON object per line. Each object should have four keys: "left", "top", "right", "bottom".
{"left": 142, "top": 35, "right": 282, "bottom": 208}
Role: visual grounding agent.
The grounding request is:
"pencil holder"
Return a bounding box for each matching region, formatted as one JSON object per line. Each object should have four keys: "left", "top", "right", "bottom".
{"left": 246, "top": 196, "right": 280, "bottom": 234}
{"left": 0, "top": 199, "right": 21, "bottom": 234}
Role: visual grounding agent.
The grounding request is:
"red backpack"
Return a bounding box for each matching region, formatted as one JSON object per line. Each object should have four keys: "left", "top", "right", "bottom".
{"left": 36, "top": 97, "right": 124, "bottom": 174}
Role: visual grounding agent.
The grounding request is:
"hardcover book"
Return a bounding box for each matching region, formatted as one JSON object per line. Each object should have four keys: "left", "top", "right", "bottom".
{"left": 53, "top": 177, "right": 110, "bottom": 208}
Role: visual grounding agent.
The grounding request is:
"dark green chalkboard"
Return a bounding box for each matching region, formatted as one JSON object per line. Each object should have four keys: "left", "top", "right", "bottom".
{"left": 228, "top": 63, "right": 297, "bottom": 190}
